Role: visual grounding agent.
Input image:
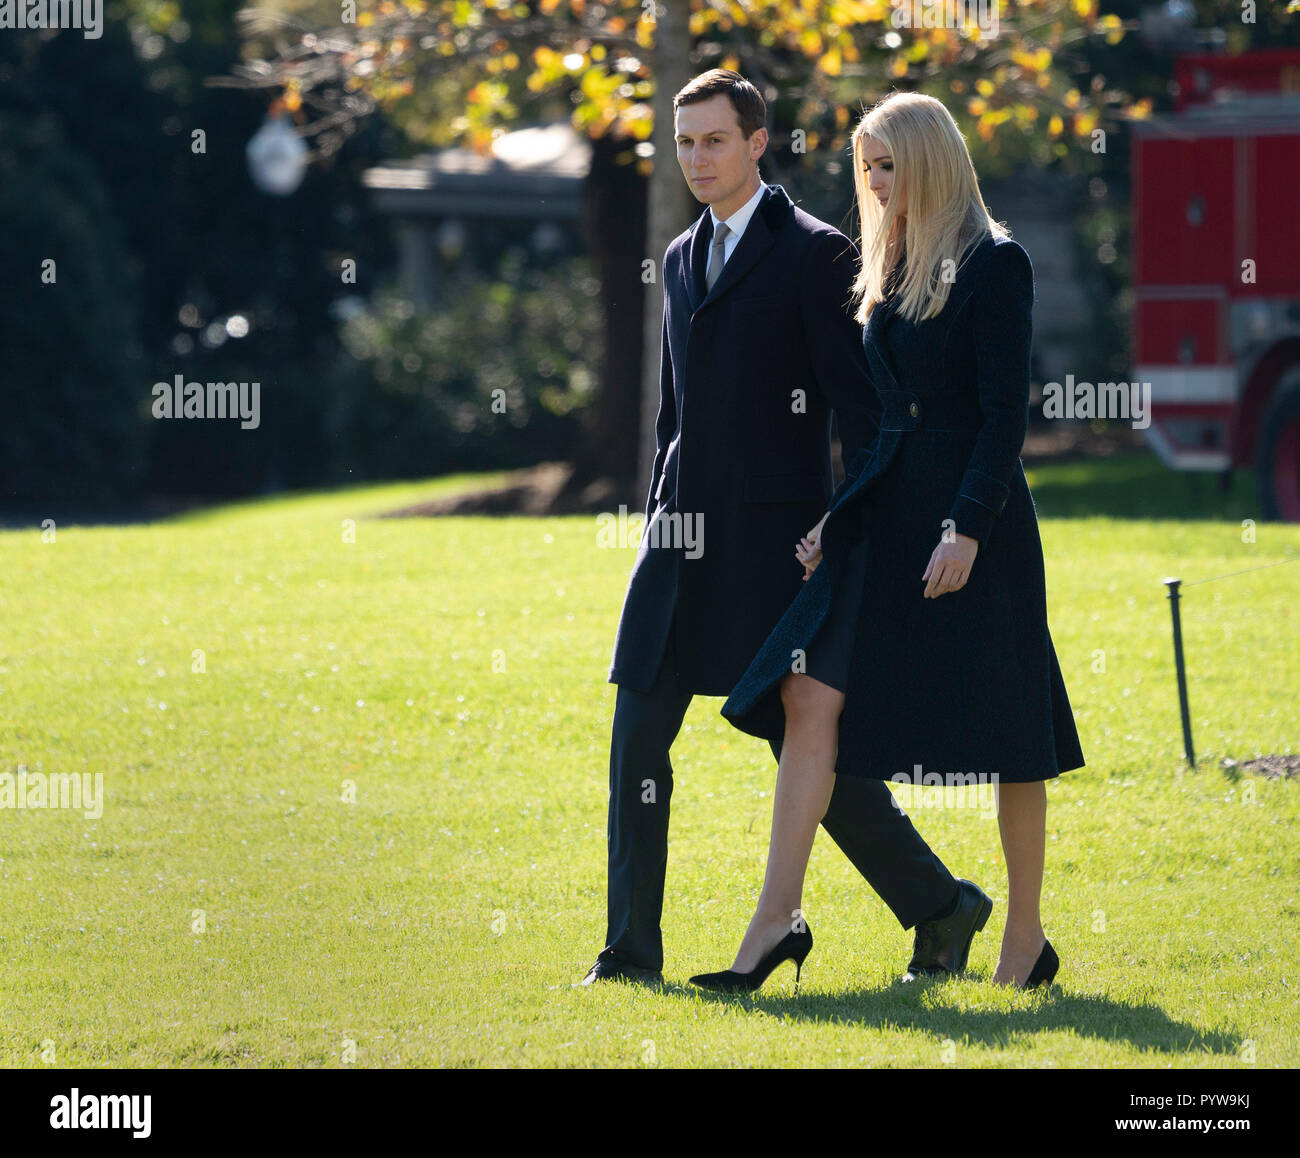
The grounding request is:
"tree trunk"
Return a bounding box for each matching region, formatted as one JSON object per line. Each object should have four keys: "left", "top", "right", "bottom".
{"left": 556, "top": 132, "right": 648, "bottom": 506}
{"left": 638, "top": 4, "right": 695, "bottom": 503}
{"left": 551, "top": 8, "right": 693, "bottom": 513}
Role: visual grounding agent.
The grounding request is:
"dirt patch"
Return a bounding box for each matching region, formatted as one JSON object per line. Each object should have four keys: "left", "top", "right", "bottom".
{"left": 378, "top": 462, "right": 626, "bottom": 517}
{"left": 1223, "top": 754, "right": 1300, "bottom": 780}
{"left": 1020, "top": 422, "right": 1147, "bottom": 460}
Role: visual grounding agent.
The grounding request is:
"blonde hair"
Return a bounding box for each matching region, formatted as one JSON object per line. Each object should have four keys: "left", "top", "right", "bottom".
{"left": 850, "top": 92, "right": 1008, "bottom": 326}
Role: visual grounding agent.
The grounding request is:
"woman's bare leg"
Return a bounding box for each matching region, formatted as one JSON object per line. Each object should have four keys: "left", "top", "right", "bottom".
{"left": 729, "top": 672, "right": 843, "bottom": 973}
{"left": 991, "top": 779, "right": 1048, "bottom": 985}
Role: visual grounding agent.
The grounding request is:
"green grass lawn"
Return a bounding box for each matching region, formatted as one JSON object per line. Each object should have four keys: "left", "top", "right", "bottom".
{"left": 1, "top": 454, "right": 1297, "bottom": 1068}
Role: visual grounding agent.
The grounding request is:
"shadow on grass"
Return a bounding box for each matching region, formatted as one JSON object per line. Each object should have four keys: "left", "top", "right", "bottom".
{"left": 666, "top": 973, "right": 1238, "bottom": 1057}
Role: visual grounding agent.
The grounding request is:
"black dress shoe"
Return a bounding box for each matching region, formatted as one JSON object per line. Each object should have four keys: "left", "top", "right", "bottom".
{"left": 688, "top": 924, "right": 813, "bottom": 994}
{"left": 903, "top": 879, "right": 993, "bottom": 981}
{"left": 576, "top": 955, "right": 664, "bottom": 988}
{"left": 1021, "top": 939, "right": 1059, "bottom": 990}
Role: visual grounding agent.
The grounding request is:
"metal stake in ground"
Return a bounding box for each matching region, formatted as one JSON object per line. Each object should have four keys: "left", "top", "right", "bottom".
{"left": 1164, "top": 577, "right": 1196, "bottom": 768}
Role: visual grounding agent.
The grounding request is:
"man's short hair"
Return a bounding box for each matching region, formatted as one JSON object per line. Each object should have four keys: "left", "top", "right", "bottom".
{"left": 673, "top": 69, "right": 766, "bottom": 139}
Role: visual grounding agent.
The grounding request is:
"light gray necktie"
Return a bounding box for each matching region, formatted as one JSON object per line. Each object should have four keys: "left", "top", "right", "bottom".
{"left": 705, "top": 221, "right": 731, "bottom": 292}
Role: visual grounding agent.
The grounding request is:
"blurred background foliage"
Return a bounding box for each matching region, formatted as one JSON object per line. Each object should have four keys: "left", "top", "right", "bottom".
{"left": 1, "top": 1, "right": 1296, "bottom": 512}
{"left": 330, "top": 254, "right": 601, "bottom": 478}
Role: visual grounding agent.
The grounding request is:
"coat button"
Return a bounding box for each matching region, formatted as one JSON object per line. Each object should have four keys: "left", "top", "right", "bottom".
{"left": 909, "top": 401, "right": 919, "bottom": 418}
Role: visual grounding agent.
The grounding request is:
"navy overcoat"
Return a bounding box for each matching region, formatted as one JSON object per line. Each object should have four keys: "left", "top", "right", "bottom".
{"left": 721, "top": 234, "right": 1086, "bottom": 783}
{"left": 608, "top": 184, "right": 879, "bottom": 697}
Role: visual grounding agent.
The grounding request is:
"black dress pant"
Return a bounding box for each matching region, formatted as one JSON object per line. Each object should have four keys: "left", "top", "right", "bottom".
{"left": 602, "top": 611, "right": 959, "bottom": 972}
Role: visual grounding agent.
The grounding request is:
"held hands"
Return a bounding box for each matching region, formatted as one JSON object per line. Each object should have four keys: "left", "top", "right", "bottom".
{"left": 922, "top": 532, "right": 978, "bottom": 598}
{"left": 798, "top": 517, "right": 979, "bottom": 595}
{"left": 795, "top": 512, "right": 829, "bottom": 581}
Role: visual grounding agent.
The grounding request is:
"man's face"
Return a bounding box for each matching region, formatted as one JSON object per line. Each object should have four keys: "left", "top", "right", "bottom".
{"left": 675, "top": 94, "right": 766, "bottom": 219}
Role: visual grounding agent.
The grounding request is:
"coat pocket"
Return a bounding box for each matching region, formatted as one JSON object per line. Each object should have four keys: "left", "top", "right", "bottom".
{"left": 745, "top": 471, "right": 826, "bottom": 504}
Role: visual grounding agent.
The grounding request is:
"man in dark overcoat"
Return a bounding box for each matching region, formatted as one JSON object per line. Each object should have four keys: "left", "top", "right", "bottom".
{"left": 581, "top": 70, "right": 992, "bottom": 987}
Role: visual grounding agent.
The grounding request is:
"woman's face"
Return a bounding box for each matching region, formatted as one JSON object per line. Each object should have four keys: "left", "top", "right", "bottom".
{"left": 861, "top": 134, "right": 903, "bottom": 215}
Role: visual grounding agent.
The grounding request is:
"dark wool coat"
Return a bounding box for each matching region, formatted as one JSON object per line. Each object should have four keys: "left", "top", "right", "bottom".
{"left": 608, "top": 184, "right": 879, "bottom": 697}
{"left": 721, "top": 234, "right": 1087, "bottom": 783}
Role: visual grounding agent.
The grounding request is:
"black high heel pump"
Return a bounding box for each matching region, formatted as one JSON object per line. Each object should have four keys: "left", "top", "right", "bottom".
{"left": 1022, "top": 939, "right": 1059, "bottom": 989}
{"left": 689, "top": 925, "right": 813, "bottom": 994}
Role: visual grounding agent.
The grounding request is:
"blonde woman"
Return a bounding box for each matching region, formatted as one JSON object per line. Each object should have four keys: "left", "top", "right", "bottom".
{"left": 693, "top": 92, "right": 1085, "bottom": 993}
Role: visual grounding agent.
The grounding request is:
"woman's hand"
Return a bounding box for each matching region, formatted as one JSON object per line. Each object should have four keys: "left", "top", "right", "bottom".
{"left": 796, "top": 512, "right": 830, "bottom": 581}
{"left": 922, "top": 532, "right": 978, "bottom": 598}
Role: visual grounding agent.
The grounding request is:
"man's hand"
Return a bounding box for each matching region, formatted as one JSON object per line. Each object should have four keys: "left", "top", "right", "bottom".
{"left": 922, "top": 532, "right": 978, "bottom": 598}
{"left": 796, "top": 512, "right": 830, "bottom": 581}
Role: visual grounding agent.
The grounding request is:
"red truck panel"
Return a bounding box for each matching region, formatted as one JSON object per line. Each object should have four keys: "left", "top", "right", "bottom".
{"left": 1175, "top": 50, "right": 1300, "bottom": 111}
{"left": 1134, "top": 138, "right": 1237, "bottom": 287}
{"left": 1135, "top": 299, "right": 1223, "bottom": 365}
{"left": 1250, "top": 135, "right": 1300, "bottom": 294}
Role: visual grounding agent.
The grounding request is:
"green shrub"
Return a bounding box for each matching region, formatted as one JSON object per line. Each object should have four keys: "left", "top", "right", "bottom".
{"left": 328, "top": 254, "right": 602, "bottom": 479}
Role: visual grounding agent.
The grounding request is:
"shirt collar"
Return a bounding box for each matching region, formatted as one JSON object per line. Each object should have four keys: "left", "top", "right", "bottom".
{"left": 710, "top": 180, "right": 767, "bottom": 240}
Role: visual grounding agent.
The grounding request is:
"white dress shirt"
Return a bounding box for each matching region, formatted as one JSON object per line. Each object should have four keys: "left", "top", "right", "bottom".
{"left": 710, "top": 180, "right": 767, "bottom": 267}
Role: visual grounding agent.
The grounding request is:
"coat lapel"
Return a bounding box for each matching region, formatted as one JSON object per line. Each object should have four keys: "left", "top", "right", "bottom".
{"left": 685, "top": 207, "right": 713, "bottom": 314}
{"left": 863, "top": 233, "right": 999, "bottom": 390}
{"left": 688, "top": 184, "right": 789, "bottom": 316}
{"left": 696, "top": 202, "right": 775, "bottom": 312}
{"left": 864, "top": 294, "right": 902, "bottom": 390}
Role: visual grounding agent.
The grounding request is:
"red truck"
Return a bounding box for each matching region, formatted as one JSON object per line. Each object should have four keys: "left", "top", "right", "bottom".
{"left": 1132, "top": 48, "right": 1300, "bottom": 519}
